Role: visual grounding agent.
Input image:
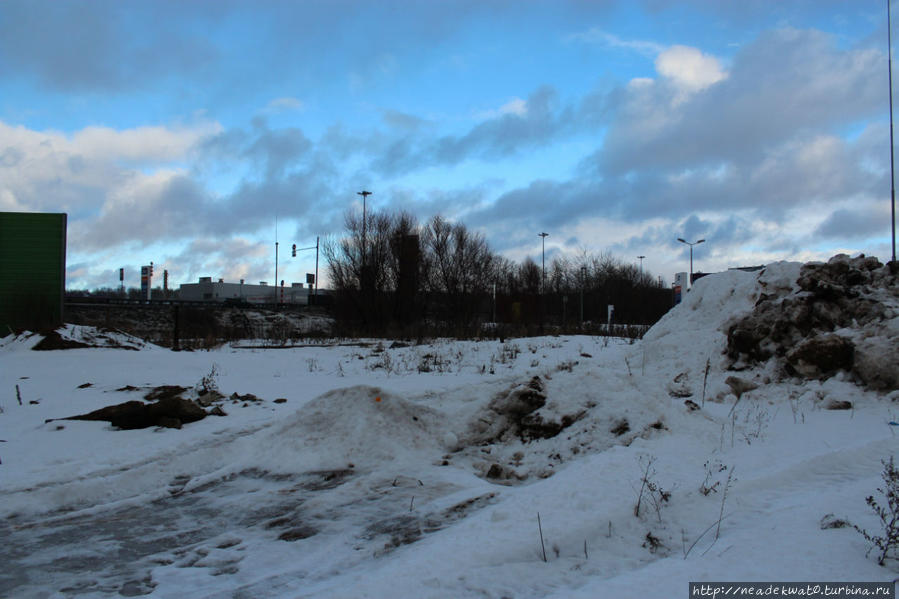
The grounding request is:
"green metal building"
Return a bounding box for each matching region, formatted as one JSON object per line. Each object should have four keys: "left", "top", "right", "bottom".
{"left": 0, "top": 212, "right": 67, "bottom": 333}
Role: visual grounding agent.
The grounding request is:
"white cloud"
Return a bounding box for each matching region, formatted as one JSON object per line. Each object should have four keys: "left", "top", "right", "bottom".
{"left": 655, "top": 45, "right": 728, "bottom": 101}
{"left": 0, "top": 120, "right": 218, "bottom": 215}
{"left": 475, "top": 97, "right": 528, "bottom": 120}
{"left": 627, "top": 77, "right": 654, "bottom": 89}
{"left": 566, "top": 27, "right": 664, "bottom": 57}
{"left": 70, "top": 123, "right": 220, "bottom": 163}
{"left": 499, "top": 98, "right": 527, "bottom": 117}
{"left": 264, "top": 97, "right": 304, "bottom": 113}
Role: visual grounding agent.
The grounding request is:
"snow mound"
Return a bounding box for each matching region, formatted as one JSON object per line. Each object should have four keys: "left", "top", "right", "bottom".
{"left": 261, "top": 386, "right": 448, "bottom": 469}
{"left": 451, "top": 371, "right": 671, "bottom": 483}
{"left": 724, "top": 255, "right": 899, "bottom": 391}
{"left": 1, "top": 324, "right": 155, "bottom": 351}
{"left": 637, "top": 265, "right": 783, "bottom": 392}
{"left": 636, "top": 255, "right": 899, "bottom": 402}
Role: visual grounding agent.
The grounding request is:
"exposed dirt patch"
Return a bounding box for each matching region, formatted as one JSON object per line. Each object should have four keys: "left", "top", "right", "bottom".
{"left": 725, "top": 255, "right": 899, "bottom": 390}
{"left": 53, "top": 397, "right": 208, "bottom": 430}
{"left": 31, "top": 330, "right": 91, "bottom": 351}
{"left": 465, "top": 376, "right": 585, "bottom": 444}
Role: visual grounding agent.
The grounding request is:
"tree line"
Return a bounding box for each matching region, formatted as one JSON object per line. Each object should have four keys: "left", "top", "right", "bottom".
{"left": 323, "top": 208, "right": 674, "bottom": 337}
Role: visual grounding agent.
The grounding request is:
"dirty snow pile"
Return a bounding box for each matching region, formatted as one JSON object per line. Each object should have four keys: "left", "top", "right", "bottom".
{"left": 1, "top": 256, "right": 897, "bottom": 599}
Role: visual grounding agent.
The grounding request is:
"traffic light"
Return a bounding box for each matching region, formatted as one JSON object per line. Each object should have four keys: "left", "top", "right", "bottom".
{"left": 292, "top": 244, "right": 296, "bottom": 257}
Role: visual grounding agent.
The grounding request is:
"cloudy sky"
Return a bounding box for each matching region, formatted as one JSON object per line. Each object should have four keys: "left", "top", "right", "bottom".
{"left": 0, "top": 0, "right": 894, "bottom": 290}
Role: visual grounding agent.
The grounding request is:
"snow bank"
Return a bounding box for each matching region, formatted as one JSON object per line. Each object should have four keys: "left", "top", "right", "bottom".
{"left": 257, "top": 385, "right": 449, "bottom": 470}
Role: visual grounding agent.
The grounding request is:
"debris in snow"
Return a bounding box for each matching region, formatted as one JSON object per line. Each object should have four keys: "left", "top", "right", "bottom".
{"left": 31, "top": 330, "right": 91, "bottom": 351}
{"left": 29, "top": 326, "right": 148, "bottom": 351}
{"left": 464, "top": 375, "right": 586, "bottom": 444}
{"left": 824, "top": 399, "right": 853, "bottom": 411}
{"left": 725, "top": 255, "right": 899, "bottom": 391}
{"left": 667, "top": 372, "right": 693, "bottom": 398}
{"left": 786, "top": 334, "right": 855, "bottom": 379}
{"left": 610, "top": 419, "right": 630, "bottom": 435}
{"left": 50, "top": 397, "right": 208, "bottom": 430}
{"left": 230, "top": 392, "right": 262, "bottom": 403}
{"left": 820, "top": 514, "right": 851, "bottom": 529}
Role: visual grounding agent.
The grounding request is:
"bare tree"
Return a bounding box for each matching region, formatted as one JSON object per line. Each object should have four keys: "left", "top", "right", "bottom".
{"left": 422, "top": 215, "right": 495, "bottom": 325}
{"left": 519, "top": 257, "right": 541, "bottom": 295}
{"left": 323, "top": 208, "right": 394, "bottom": 327}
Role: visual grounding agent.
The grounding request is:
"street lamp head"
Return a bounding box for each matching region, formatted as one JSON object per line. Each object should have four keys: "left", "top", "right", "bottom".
{"left": 677, "top": 238, "right": 686, "bottom": 244}
{"left": 697, "top": 239, "right": 705, "bottom": 244}
{"left": 539, "top": 232, "right": 548, "bottom": 238}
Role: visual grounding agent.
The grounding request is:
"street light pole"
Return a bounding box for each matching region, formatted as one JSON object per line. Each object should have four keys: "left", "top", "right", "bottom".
{"left": 580, "top": 265, "right": 586, "bottom": 327}
{"left": 677, "top": 238, "right": 705, "bottom": 288}
{"left": 357, "top": 190, "right": 372, "bottom": 289}
{"left": 274, "top": 215, "right": 279, "bottom": 303}
{"left": 889, "top": 0, "right": 897, "bottom": 261}
{"left": 637, "top": 255, "right": 645, "bottom": 280}
{"left": 538, "top": 232, "right": 548, "bottom": 294}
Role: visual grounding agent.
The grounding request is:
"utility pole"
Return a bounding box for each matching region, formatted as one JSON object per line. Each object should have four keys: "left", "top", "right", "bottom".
{"left": 356, "top": 189, "right": 371, "bottom": 268}
{"left": 538, "top": 232, "right": 548, "bottom": 294}
{"left": 889, "top": 0, "right": 897, "bottom": 261}
{"left": 274, "top": 215, "right": 279, "bottom": 302}
{"left": 357, "top": 190, "right": 372, "bottom": 290}
{"left": 538, "top": 232, "right": 548, "bottom": 332}
{"left": 580, "top": 265, "right": 586, "bottom": 327}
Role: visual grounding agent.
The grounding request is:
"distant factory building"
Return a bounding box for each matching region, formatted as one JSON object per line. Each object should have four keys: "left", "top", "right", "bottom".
{"left": 178, "top": 277, "right": 313, "bottom": 305}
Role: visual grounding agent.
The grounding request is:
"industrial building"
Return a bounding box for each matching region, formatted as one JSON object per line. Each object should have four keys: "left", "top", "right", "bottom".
{"left": 178, "top": 277, "right": 313, "bottom": 305}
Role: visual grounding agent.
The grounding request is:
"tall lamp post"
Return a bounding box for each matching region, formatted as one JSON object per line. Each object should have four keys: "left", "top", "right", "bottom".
{"left": 538, "top": 232, "right": 549, "bottom": 333}
{"left": 538, "top": 232, "right": 549, "bottom": 294}
{"left": 357, "top": 190, "right": 372, "bottom": 289}
{"left": 677, "top": 238, "right": 705, "bottom": 288}
{"left": 637, "top": 255, "right": 646, "bottom": 324}
{"left": 579, "top": 265, "right": 586, "bottom": 327}
{"left": 889, "top": 0, "right": 897, "bottom": 262}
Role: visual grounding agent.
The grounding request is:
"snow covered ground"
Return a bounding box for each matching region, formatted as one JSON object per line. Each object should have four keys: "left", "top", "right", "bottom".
{"left": 1, "top": 260, "right": 897, "bottom": 598}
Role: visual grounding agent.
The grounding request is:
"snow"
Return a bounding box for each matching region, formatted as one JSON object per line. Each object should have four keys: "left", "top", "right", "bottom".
{"left": 1, "top": 260, "right": 897, "bottom": 598}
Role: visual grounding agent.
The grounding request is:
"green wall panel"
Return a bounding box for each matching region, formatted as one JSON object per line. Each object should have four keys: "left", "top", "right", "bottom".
{"left": 0, "top": 212, "right": 67, "bottom": 333}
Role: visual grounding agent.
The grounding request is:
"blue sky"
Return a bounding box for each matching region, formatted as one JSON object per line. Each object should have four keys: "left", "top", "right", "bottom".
{"left": 0, "top": 0, "right": 894, "bottom": 290}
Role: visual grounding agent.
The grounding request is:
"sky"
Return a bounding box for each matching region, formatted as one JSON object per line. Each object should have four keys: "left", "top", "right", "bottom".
{"left": 0, "top": 0, "right": 895, "bottom": 290}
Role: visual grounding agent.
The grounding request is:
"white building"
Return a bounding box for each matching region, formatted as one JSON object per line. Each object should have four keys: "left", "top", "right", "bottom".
{"left": 178, "top": 277, "right": 311, "bottom": 305}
